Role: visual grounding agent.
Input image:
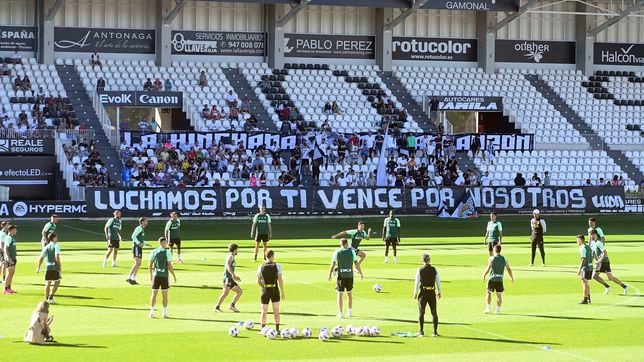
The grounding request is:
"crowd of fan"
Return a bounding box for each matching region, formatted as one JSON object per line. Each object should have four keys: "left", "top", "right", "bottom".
{"left": 63, "top": 139, "right": 113, "bottom": 187}
{"left": 1, "top": 51, "right": 80, "bottom": 133}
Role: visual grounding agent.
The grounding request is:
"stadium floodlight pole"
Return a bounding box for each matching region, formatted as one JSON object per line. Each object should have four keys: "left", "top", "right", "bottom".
{"left": 45, "top": 0, "right": 65, "bottom": 22}
{"left": 587, "top": 0, "right": 643, "bottom": 37}
{"left": 276, "top": 0, "right": 311, "bottom": 28}
{"left": 163, "top": 0, "right": 189, "bottom": 26}
{"left": 488, "top": 0, "right": 539, "bottom": 33}
{"left": 384, "top": 0, "right": 430, "bottom": 32}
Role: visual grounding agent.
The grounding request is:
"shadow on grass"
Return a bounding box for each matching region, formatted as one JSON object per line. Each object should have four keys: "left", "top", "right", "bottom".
{"left": 281, "top": 261, "right": 331, "bottom": 267}
{"left": 281, "top": 312, "right": 338, "bottom": 317}
{"left": 173, "top": 285, "right": 221, "bottom": 291}
{"left": 617, "top": 305, "right": 644, "bottom": 308}
{"left": 22, "top": 284, "right": 94, "bottom": 289}
{"left": 166, "top": 317, "right": 241, "bottom": 324}
{"left": 74, "top": 304, "right": 148, "bottom": 312}
{"left": 442, "top": 335, "right": 560, "bottom": 345}
{"left": 72, "top": 271, "right": 121, "bottom": 276}
{"left": 341, "top": 336, "right": 403, "bottom": 344}
{"left": 506, "top": 313, "right": 610, "bottom": 321}
{"left": 372, "top": 317, "right": 469, "bottom": 326}
{"left": 58, "top": 294, "right": 112, "bottom": 301}
{"left": 15, "top": 341, "right": 106, "bottom": 349}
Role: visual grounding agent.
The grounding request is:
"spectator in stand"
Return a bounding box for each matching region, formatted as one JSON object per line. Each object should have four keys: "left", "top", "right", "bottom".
{"left": 584, "top": 178, "right": 593, "bottom": 186}
{"left": 91, "top": 52, "right": 102, "bottom": 69}
{"left": 530, "top": 173, "right": 542, "bottom": 186}
{"left": 225, "top": 90, "right": 240, "bottom": 107}
{"left": 406, "top": 133, "right": 416, "bottom": 155}
{"left": 618, "top": 175, "right": 625, "bottom": 186}
{"left": 331, "top": 101, "right": 342, "bottom": 115}
{"left": 312, "top": 160, "right": 320, "bottom": 185}
{"left": 514, "top": 172, "right": 526, "bottom": 187}
{"left": 597, "top": 177, "right": 605, "bottom": 186}
{"left": 610, "top": 175, "right": 620, "bottom": 187}
{"left": 96, "top": 77, "right": 106, "bottom": 92}
{"left": 484, "top": 140, "right": 496, "bottom": 165}
{"left": 13, "top": 75, "right": 22, "bottom": 91}
{"left": 434, "top": 133, "right": 443, "bottom": 159}
{"left": 260, "top": 76, "right": 271, "bottom": 93}
{"left": 138, "top": 119, "right": 150, "bottom": 132}
{"left": 454, "top": 172, "right": 465, "bottom": 186}
{"left": 143, "top": 78, "right": 153, "bottom": 91}
{"left": 153, "top": 78, "right": 162, "bottom": 91}
{"left": 480, "top": 171, "right": 492, "bottom": 186}
{"left": 201, "top": 105, "right": 210, "bottom": 119}
{"left": 198, "top": 71, "right": 208, "bottom": 88}
{"left": 323, "top": 102, "right": 332, "bottom": 115}
{"left": 249, "top": 173, "right": 258, "bottom": 187}
{"left": 429, "top": 96, "right": 439, "bottom": 122}
{"left": 35, "top": 87, "right": 45, "bottom": 103}
{"left": 543, "top": 171, "right": 551, "bottom": 186}
{"left": 471, "top": 135, "right": 481, "bottom": 159}
{"left": 164, "top": 79, "right": 173, "bottom": 91}
{"left": 1, "top": 62, "right": 9, "bottom": 76}
{"left": 10, "top": 48, "right": 21, "bottom": 64}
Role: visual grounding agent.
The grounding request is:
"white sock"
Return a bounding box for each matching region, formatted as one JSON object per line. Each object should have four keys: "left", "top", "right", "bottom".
{"left": 496, "top": 306, "right": 501, "bottom": 312}
{"left": 393, "top": 257, "right": 397, "bottom": 262}
{"left": 486, "top": 304, "right": 491, "bottom": 309}
{"left": 348, "top": 308, "right": 352, "bottom": 314}
{"left": 128, "top": 274, "right": 133, "bottom": 280}
{"left": 150, "top": 307, "right": 155, "bottom": 313}
{"left": 162, "top": 307, "right": 167, "bottom": 315}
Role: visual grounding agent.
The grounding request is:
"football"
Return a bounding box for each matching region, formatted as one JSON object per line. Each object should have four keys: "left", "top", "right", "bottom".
{"left": 266, "top": 329, "right": 277, "bottom": 340}
{"left": 318, "top": 330, "right": 330, "bottom": 341}
{"left": 280, "top": 329, "right": 292, "bottom": 339}
{"left": 369, "top": 326, "right": 380, "bottom": 336}
{"left": 373, "top": 284, "right": 382, "bottom": 292}
{"left": 301, "top": 328, "right": 312, "bottom": 338}
{"left": 289, "top": 327, "right": 299, "bottom": 338}
{"left": 331, "top": 326, "right": 342, "bottom": 338}
{"left": 243, "top": 320, "right": 254, "bottom": 330}
{"left": 228, "top": 326, "right": 239, "bottom": 337}
{"left": 346, "top": 325, "right": 355, "bottom": 335}
{"left": 260, "top": 326, "right": 270, "bottom": 336}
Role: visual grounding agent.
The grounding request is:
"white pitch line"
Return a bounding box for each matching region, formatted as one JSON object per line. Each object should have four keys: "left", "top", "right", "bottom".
{"left": 60, "top": 224, "right": 105, "bottom": 236}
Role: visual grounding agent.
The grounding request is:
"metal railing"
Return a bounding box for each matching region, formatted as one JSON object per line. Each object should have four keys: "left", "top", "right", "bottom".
{"left": 90, "top": 89, "right": 119, "bottom": 147}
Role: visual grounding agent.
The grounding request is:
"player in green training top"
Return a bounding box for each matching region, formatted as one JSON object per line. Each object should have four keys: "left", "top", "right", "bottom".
{"left": 103, "top": 210, "right": 123, "bottom": 268}
{"left": 165, "top": 212, "right": 183, "bottom": 263}
{"left": 215, "top": 243, "right": 243, "bottom": 313}
{"left": 3, "top": 225, "right": 18, "bottom": 294}
{"left": 577, "top": 234, "right": 593, "bottom": 304}
{"left": 332, "top": 221, "right": 371, "bottom": 266}
{"left": 382, "top": 210, "right": 401, "bottom": 264}
{"left": 587, "top": 217, "right": 606, "bottom": 244}
{"left": 328, "top": 238, "right": 363, "bottom": 318}
{"left": 589, "top": 230, "right": 628, "bottom": 295}
{"left": 0, "top": 220, "right": 9, "bottom": 284}
{"left": 251, "top": 205, "right": 272, "bottom": 262}
{"left": 41, "top": 214, "right": 58, "bottom": 247}
{"left": 148, "top": 237, "right": 177, "bottom": 319}
{"left": 483, "top": 244, "right": 514, "bottom": 314}
{"left": 127, "top": 217, "right": 150, "bottom": 285}
{"left": 37, "top": 233, "right": 62, "bottom": 304}
{"left": 483, "top": 212, "right": 503, "bottom": 256}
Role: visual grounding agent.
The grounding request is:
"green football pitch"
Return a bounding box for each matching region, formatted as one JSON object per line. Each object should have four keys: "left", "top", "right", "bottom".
{"left": 1, "top": 214, "right": 643, "bottom": 361}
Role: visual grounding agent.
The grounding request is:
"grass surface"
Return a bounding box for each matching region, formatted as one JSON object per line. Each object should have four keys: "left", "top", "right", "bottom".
{"left": 1, "top": 214, "right": 643, "bottom": 361}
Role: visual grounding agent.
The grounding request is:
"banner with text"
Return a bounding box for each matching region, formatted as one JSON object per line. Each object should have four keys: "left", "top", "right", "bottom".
{"left": 54, "top": 27, "right": 155, "bottom": 53}
{"left": 99, "top": 91, "right": 183, "bottom": 107}
{"left": 421, "top": 0, "right": 519, "bottom": 11}
{"left": 0, "top": 26, "right": 36, "bottom": 51}
{"left": 284, "top": 34, "right": 375, "bottom": 59}
{"left": 171, "top": 30, "right": 265, "bottom": 56}
{"left": 0, "top": 156, "right": 56, "bottom": 199}
{"left": 0, "top": 201, "right": 87, "bottom": 218}
{"left": 393, "top": 37, "right": 477, "bottom": 62}
{"left": 84, "top": 186, "right": 624, "bottom": 217}
{"left": 496, "top": 40, "right": 575, "bottom": 64}
{"left": 0, "top": 138, "right": 55, "bottom": 155}
{"left": 426, "top": 96, "right": 504, "bottom": 112}
{"left": 123, "top": 131, "right": 532, "bottom": 152}
{"left": 594, "top": 43, "right": 644, "bottom": 66}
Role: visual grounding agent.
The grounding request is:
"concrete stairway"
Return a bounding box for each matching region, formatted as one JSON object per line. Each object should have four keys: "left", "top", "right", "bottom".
{"left": 525, "top": 74, "right": 643, "bottom": 182}
{"left": 56, "top": 65, "right": 121, "bottom": 183}
{"left": 221, "top": 68, "right": 277, "bottom": 132}
{"left": 378, "top": 71, "right": 438, "bottom": 133}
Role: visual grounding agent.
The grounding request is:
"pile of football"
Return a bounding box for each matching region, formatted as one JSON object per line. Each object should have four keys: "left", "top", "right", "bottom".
{"left": 230, "top": 321, "right": 380, "bottom": 340}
